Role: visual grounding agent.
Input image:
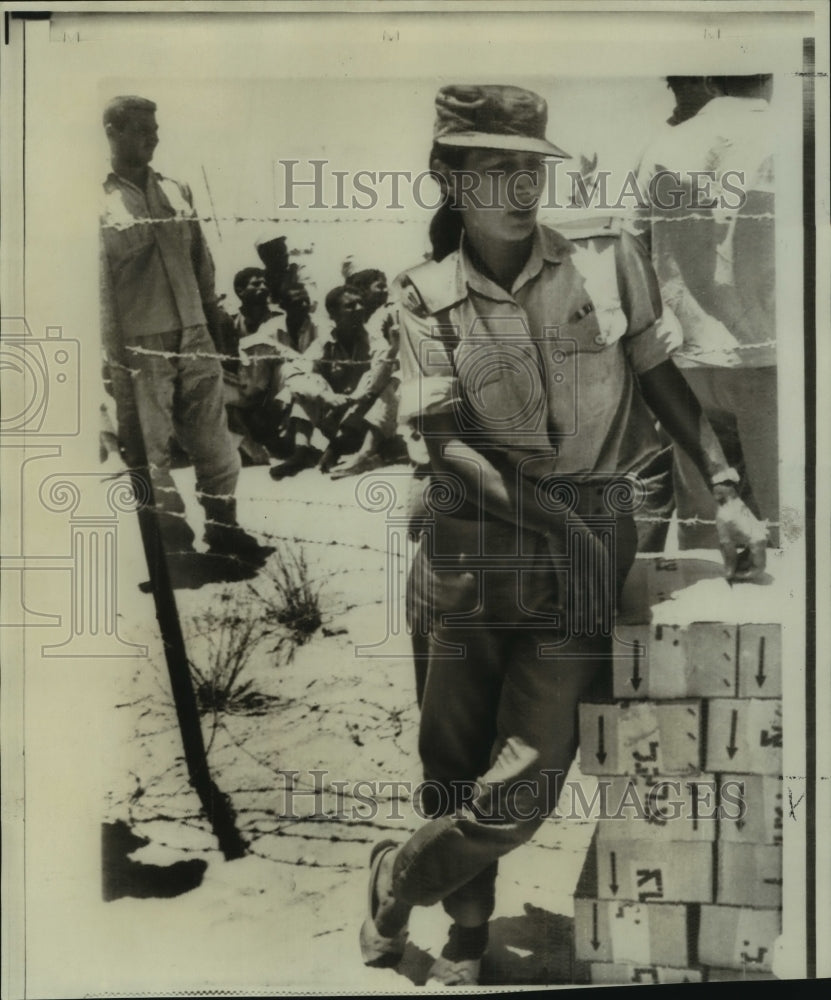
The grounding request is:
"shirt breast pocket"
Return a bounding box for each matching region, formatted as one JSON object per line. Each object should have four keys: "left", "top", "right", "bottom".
{"left": 103, "top": 219, "right": 156, "bottom": 274}
{"left": 455, "top": 342, "right": 547, "bottom": 436}
{"left": 154, "top": 216, "right": 194, "bottom": 258}
{"left": 564, "top": 302, "right": 627, "bottom": 353}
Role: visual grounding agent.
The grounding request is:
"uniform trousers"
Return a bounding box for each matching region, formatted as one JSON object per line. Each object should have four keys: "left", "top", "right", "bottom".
{"left": 107, "top": 324, "right": 240, "bottom": 548}
{"left": 398, "top": 482, "right": 636, "bottom": 927}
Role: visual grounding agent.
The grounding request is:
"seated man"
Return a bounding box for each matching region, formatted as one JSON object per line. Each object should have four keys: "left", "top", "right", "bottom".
{"left": 224, "top": 267, "right": 298, "bottom": 463}
{"left": 229, "top": 266, "right": 278, "bottom": 337}
{"left": 345, "top": 268, "right": 399, "bottom": 345}
{"left": 278, "top": 280, "right": 319, "bottom": 354}
{"left": 345, "top": 267, "right": 412, "bottom": 467}
{"left": 269, "top": 285, "right": 398, "bottom": 480}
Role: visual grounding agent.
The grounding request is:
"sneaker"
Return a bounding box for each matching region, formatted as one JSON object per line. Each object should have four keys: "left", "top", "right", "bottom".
{"left": 426, "top": 923, "right": 488, "bottom": 986}
{"left": 425, "top": 955, "right": 481, "bottom": 987}
{"left": 359, "top": 840, "right": 410, "bottom": 967}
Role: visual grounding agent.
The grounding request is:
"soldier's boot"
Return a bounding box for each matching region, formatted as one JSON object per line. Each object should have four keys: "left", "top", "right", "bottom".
{"left": 139, "top": 511, "right": 203, "bottom": 592}
{"left": 201, "top": 495, "right": 274, "bottom": 565}
{"left": 156, "top": 509, "right": 197, "bottom": 555}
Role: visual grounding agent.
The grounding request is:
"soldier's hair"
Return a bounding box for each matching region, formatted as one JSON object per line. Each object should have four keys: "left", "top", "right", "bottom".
{"left": 346, "top": 269, "right": 386, "bottom": 294}
{"left": 233, "top": 267, "right": 266, "bottom": 297}
{"left": 325, "top": 285, "right": 361, "bottom": 319}
{"left": 427, "top": 143, "right": 467, "bottom": 262}
{"left": 103, "top": 96, "right": 157, "bottom": 130}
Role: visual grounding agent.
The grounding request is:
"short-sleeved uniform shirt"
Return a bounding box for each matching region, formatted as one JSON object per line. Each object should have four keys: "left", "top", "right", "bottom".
{"left": 100, "top": 170, "right": 216, "bottom": 348}
{"left": 394, "top": 223, "right": 675, "bottom": 479}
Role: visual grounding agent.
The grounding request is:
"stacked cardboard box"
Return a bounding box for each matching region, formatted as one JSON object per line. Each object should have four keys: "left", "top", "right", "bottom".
{"left": 574, "top": 598, "right": 783, "bottom": 985}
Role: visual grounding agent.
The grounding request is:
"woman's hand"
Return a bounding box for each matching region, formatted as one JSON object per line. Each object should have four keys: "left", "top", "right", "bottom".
{"left": 713, "top": 482, "right": 768, "bottom": 583}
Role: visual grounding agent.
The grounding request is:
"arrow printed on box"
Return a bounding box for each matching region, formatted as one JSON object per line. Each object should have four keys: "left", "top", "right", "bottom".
{"left": 631, "top": 639, "right": 642, "bottom": 691}
{"left": 727, "top": 709, "right": 739, "bottom": 759}
{"left": 755, "top": 635, "right": 767, "bottom": 688}
{"left": 609, "top": 851, "right": 618, "bottom": 895}
{"left": 591, "top": 902, "right": 600, "bottom": 950}
{"left": 596, "top": 714, "right": 607, "bottom": 764}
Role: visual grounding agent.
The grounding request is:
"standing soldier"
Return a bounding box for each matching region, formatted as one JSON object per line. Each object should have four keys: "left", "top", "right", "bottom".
{"left": 635, "top": 75, "right": 777, "bottom": 552}
{"left": 360, "top": 83, "right": 767, "bottom": 986}
{"left": 100, "top": 96, "right": 270, "bottom": 579}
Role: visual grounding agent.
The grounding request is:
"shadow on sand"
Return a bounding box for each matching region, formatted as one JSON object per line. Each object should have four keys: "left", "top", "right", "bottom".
{"left": 102, "top": 820, "right": 207, "bottom": 902}
{"left": 393, "top": 904, "right": 583, "bottom": 987}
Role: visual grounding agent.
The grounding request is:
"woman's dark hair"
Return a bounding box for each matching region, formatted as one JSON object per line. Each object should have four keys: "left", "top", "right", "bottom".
{"left": 428, "top": 143, "right": 467, "bottom": 262}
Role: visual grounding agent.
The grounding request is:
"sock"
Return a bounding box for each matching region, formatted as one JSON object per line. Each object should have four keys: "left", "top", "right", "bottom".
{"left": 441, "top": 922, "right": 489, "bottom": 961}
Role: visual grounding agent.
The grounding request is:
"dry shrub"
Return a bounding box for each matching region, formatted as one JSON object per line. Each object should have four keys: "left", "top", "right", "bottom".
{"left": 250, "top": 541, "right": 322, "bottom": 661}
{"left": 187, "top": 591, "right": 275, "bottom": 715}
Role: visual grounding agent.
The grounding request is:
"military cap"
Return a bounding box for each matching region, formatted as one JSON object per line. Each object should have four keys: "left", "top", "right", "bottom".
{"left": 433, "top": 84, "right": 570, "bottom": 158}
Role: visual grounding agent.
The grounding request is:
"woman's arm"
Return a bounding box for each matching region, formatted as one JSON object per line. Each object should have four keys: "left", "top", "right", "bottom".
{"left": 636, "top": 359, "right": 732, "bottom": 485}
{"left": 421, "top": 412, "right": 594, "bottom": 543}
{"left": 422, "top": 413, "right": 617, "bottom": 621}
{"left": 637, "top": 359, "right": 768, "bottom": 581}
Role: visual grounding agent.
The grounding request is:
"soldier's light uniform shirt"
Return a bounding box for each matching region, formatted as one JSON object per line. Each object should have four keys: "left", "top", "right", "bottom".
{"left": 395, "top": 223, "right": 676, "bottom": 478}
{"left": 100, "top": 169, "right": 216, "bottom": 349}
{"left": 99, "top": 167, "right": 239, "bottom": 550}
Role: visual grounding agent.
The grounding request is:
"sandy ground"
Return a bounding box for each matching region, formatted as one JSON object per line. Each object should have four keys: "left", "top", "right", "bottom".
{"left": 99, "top": 461, "right": 789, "bottom": 994}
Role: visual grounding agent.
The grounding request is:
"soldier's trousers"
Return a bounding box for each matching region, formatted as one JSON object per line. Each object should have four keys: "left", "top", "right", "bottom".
{"left": 107, "top": 325, "right": 240, "bottom": 549}
{"left": 397, "top": 493, "right": 636, "bottom": 927}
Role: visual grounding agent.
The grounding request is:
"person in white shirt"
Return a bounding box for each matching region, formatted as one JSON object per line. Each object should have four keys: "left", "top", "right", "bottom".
{"left": 635, "top": 74, "right": 778, "bottom": 548}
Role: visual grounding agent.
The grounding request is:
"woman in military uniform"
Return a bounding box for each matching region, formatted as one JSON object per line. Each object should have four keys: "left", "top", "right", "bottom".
{"left": 360, "top": 84, "right": 764, "bottom": 986}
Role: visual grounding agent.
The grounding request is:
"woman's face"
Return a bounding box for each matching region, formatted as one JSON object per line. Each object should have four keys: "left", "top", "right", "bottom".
{"left": 455, "top": 148, "right": 546, "bottom": 247}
